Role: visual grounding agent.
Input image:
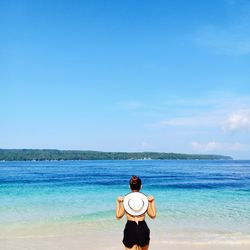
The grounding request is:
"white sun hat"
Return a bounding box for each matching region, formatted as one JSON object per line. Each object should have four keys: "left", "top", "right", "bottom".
{"left": 123, "top": 192, "right": 149, "bottom": 216}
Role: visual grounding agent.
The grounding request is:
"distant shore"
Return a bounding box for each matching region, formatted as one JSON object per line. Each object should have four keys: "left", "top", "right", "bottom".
{"left": 0, "top": 149, "right": 233, "bottom": 161}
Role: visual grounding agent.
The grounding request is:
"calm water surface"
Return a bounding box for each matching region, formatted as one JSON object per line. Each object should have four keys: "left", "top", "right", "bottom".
{"left": 0, "top": 160, "right": 250, "bottom": 236}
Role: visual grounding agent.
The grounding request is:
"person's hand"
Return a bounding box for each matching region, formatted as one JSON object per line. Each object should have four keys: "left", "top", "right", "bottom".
{"left": 117, "top": 196, "right": 124, "bottom": 203}
{"left": 147, "top": 196, "right": 155, "bottom": 202}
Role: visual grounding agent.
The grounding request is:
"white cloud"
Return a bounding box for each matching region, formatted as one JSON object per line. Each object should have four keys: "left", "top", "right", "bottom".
{"left": 222, "top": 109, "right": 250, "bottom": 132}
{"left": 152, "top": 112, "right": 220, "bottom": 129}
{"left": 150, "top": 94, "right": 250, "bottom": 134}
{"left": 192, "top": 141, "right": 246, "bottom": 152}
{"left": 155, "top": 117, "right": 195, "bottom": 127}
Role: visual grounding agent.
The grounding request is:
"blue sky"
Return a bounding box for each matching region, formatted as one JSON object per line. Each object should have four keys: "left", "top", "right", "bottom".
{"left": 1, "top": 0, "right": 250, "bottom": 159}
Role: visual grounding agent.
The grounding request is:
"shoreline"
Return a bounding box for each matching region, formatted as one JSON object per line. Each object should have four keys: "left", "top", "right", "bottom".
{"left": 0, "top": 159, "right": 235, "bottom": 162}
{"left": 1, "top": 220, "right": 250, "bottom": 250}
{"left": 0, "top": 149, "right": 233, "bottom": 161}
{"left": 1, "top": 233, "right": 250, "bottom": 250}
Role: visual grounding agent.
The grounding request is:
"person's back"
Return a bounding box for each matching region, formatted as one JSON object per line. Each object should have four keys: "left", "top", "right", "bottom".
{"left": 116, "top": 176, "right": 156, "bottom": 250}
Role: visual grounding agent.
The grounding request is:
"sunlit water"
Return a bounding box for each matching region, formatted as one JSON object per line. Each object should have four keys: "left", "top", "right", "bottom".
{"left": 1, "top": 160, "right": 250, "bottom": 241}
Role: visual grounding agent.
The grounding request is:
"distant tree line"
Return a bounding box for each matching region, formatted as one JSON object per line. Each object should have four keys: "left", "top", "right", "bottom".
{"left": 0, "top": 149, "right": 233, "bottom": 161}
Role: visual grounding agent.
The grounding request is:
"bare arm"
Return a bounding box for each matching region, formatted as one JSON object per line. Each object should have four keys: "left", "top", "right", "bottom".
{"left": 147, "top": 196, "right": 156, "bottom": 219}
{"left": 116, "top": 196, "right": 125, "bottom": 219}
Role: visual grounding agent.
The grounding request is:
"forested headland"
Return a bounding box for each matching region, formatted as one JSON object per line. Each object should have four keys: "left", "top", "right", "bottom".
{"left": 0, "top": 149, "right": 233, "bottom": 161}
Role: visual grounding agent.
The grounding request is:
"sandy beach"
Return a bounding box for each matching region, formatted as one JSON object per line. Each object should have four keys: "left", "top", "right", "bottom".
{"left": 2, "top": 232, "right": 250, "bottom": 250}
{"left": 1, "top": 220, "right": 250, "bottom": 250}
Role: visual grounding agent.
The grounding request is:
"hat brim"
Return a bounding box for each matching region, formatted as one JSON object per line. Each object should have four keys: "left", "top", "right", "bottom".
{"left": 123, "top": 192, "right": 149, "bottom": 216}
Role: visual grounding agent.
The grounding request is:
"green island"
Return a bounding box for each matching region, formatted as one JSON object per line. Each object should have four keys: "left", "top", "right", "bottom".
{"left": 0, "top": 149, "right": 232, "bottom": 161}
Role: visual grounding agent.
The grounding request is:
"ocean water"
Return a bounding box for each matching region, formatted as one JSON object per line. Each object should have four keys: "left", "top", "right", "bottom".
{"left": 0, "top": 160, "right": 250, "bottom": 241}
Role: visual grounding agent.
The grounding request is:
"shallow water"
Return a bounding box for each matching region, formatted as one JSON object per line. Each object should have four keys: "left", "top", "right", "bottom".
{"left": 0, "top": 160, "right": 250, "bottom": 240}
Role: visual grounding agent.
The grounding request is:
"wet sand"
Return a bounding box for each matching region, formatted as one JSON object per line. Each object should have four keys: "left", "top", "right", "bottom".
{"left": 2, "top": 235, "right": 250, "bottom": 250}
{"left": 1, "top": 221, "right": 250, "bottom": 250}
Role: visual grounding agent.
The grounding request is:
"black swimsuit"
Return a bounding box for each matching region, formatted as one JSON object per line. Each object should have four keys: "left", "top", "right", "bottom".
{"left": 123, "top": 220, "right": 150, "bottom": 248}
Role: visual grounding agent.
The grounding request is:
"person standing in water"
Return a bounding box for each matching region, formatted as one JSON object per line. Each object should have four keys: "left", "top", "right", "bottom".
{"left": 116, "top": 176, "right": 156, "bottom": 250}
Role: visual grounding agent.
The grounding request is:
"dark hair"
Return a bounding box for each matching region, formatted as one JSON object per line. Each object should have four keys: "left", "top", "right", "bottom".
{"left": 129, "top": 176, "right": 142, "bottom": 191}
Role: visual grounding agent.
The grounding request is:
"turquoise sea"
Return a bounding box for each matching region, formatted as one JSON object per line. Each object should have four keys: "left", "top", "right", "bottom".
{"left": 1, "top": 160, "right": 250, "bottom": 242}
